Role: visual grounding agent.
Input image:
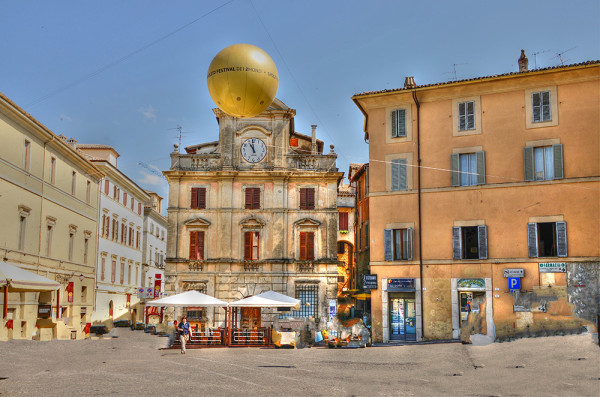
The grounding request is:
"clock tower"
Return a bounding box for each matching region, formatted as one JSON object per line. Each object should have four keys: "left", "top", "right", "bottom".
{"left": 164, "top": 98, "right": 342, "bottom": 336}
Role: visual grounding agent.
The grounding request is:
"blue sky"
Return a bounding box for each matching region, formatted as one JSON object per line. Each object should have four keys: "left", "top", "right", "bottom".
{"left": 1, "top": 1, "right": 598, "bottom": 209}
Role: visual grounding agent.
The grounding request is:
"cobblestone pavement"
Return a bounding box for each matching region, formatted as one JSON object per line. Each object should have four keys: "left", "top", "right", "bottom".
{"left": 0, "top": 329, "right": 598, "bottom": 396}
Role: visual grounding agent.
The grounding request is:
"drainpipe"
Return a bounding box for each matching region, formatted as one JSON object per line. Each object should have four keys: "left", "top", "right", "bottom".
{"left": 412, "top": 89, "right": 424, "bottom": 340}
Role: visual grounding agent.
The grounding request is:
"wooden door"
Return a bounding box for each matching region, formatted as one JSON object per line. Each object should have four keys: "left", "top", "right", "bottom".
{"left": 240, "top": 307, "right": 261, "bottom": 329}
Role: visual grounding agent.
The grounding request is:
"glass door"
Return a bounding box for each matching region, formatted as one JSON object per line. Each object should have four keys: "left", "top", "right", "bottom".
{"left": 404, "top": 299, "right": 416, "bottom": 341}
{"left": 390, "top": 298, "right": 405, "bottom": 340}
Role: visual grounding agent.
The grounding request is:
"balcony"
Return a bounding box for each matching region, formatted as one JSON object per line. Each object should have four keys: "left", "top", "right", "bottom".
{"left": 188, "top": 261, "right": 204, "bottom": 271}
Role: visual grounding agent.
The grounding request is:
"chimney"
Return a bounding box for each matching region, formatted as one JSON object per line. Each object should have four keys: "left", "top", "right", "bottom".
{"left": 311, "top": 125, "right": 317, "bottom": 154}
{"left": 404, "top": 76, "right": 416, "bottom": 89}
{"left": 518, "top": 49, "right": 529, "bottom": 72}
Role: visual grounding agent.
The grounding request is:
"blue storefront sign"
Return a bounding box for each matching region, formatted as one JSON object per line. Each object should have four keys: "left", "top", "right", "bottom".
{"left": 387, "top": 278, "right": 415, "bottom": 292}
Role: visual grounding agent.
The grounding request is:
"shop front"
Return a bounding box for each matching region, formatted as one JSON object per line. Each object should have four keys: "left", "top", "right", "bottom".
{"left": 451, "top": 278, "right": 494, "bottom": 341}
{"left": 382, "top": 277, "right": 421, "bottom": 342}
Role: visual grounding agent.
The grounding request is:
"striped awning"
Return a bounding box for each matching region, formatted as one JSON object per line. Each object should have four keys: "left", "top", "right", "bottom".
{"left": 0, "top": 261, "right": 60, "bottom": 291}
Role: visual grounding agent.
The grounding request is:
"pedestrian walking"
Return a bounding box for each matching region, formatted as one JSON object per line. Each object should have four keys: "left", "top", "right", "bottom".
{"left": 178, "top": 316, "right": 192, "bottom": 354}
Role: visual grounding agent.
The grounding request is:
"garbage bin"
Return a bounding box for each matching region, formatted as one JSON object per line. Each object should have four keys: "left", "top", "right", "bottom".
{"left": 71, "top": 330, "right": 77, "bottom": 340}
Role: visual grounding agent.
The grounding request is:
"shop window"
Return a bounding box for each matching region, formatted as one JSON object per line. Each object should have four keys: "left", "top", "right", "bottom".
{"left": 451, "top": 152, "right": 485, "bottom": 186}
{"left": 244, "top": 231, "right": 260, "bottom": 260}
{"left": 452, "top": 226, "right": 488, "bottom": 260}
{"left": 384, "top": 228, "right": 413, "bottom": 261}
{"left": 528, "top": 221, "right": 567, "bottom": 258}
{"left": 299, "top": 188, "right": 315, "bottom": 210}
{"left": 299, "top": 231, "right": 315, "bottom": 260}
{"left": 280, "top": 284, "right": 318, "bottom": 319}
{"left": 191, "top": 187, "right": 206, "bottom": 209}
{"left": 524, "top": 145, "right": 563, "bottom": 181}
{"left": 189, "top": 231, "right": 205, "bottom": 260}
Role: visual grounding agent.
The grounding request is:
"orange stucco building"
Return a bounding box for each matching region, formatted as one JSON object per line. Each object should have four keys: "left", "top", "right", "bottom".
{"left": 352, "top": 56, "right": 599, "bottom": 343}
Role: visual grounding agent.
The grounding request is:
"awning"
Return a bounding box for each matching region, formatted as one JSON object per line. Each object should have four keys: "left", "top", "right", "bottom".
{"left": 146, "top": 290, "right": 227, "bottom": 307}
{"left": 229, "top": 290, "right": 300, "bottom": 309}
{"left": 353, "top": 293, "right": 371, "bottom": 300}
{"left": 0, "top": 261, "right": 60, "bottom": 292}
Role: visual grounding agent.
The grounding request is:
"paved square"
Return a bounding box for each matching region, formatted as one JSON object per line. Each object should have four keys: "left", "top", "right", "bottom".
{"left": 0, "top": 329, "right": 598, "bottom": 396}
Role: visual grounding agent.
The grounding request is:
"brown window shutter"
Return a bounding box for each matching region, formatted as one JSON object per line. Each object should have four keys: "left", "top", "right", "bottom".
{"left": 339, "top": 212, "right": 348, "bottom": 230}
{"left": 307, "top": 232, "right": 315, "bottom": 260}
{"left": 307, "top": 188, "right": 315, "bottom": 209}
{"left": 123, "top": 192, "right": 127, "bottom": 206}
{"left": 198, "top": 188, "right": 206, "bottom": 209}
{"left": 300, "top": 189, "right": 307, "bottom": 209}
{"left": 198, "top": 231, "right": 205, "bottom": 260}
{"left": 253, "top": 188, "right": 260, "bottom": 209}
{"left": 254, "top": 232, "right": 259, "bottom": 260}
{"left": 189, "top": 231, "right": 198, "bottom": 259}
{"left": 104, "top": 180, "right": 109, "bottom": 195}
{"left": 300, "top": 232, "right": 307, "bottom": 260}
{"left": 138, "top": 202, "right": 141, "bottom": 215}
{"left": 245, "top": 189, "right": 252, "bottom": 209}
{"left": 191, "top": 188, "right": 198, "bottom": 209}
{"left": 244, "top": 232, "right": 252, "bottom": 260}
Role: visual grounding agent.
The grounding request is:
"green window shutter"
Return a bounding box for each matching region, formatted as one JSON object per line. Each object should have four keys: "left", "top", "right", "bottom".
{"left": 399, "top": 159, "right": 407, "bottom": 190}
{"left": 478, "top": 225, "right": 488, "bottom": 259}
{"left": 397, "top": 109, "right": 406, "bottom": 137}
{"left": 476, "top": 151, "right": 486, "bottom": 185}
{"left": 556, "top": 221, "right": 567, "bottom": 257}
{"left": 391, "top": 160, "right": 401, "bottom": 191}
{"left": 524, "top": 147, "right": 534, "bottom": 181}
{"left": 553, "top": 144, "right": 564, "bottom": 179}
{"left": 451, "top": 154, "right": 460, "bottom": 187}
{"left": 384, "top": 229, "right": 393, "bottom": 261}
{"left": 391, "top": 110, "right": 398, "bottom": 138}
{"left": 407, "top": 228, "right": 413, "bottom": 261}
{"left": 527, "top": 223, "right": 538, "bottom": 258}
{"left": 452, "top": 227, "right": 461, "bottom": 259}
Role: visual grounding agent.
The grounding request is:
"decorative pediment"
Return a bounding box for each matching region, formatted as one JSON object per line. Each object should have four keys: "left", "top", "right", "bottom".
{"left": 236, "top": 124, "right": 271, "bottom": 137}
{"left": 293, "top": 217, "right": 321, "bottom": 227}
{"left": 240, "top": 216, "right": 266, "bottom": 228}
{"left": 184, "top": 217, "right": 211, "bottom": 227}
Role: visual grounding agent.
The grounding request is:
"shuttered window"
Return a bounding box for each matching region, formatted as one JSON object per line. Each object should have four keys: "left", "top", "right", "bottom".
{"left": 524, "top": 144, "right": 563, "bottom": 181}
{"left": 105, "top": 180, "right": 110, "bottom": 195}
{"left": 123, "top": 192, "right": 127, "bottom": 206}
{"left": 339, "top": 212, "right": 349, "bottom": 231}
{"left": 100, "top": 257, "right": 105, "bottom": 281}
{"left": 190, "top": 187, "right": 206, "bottom": 209}
{"left": 244, "top": 231, "right": 260, "bottom": 260}
{"left": 120, "top": 262, "right": 125, "bottom": 284}
{"left": 458, "top": 101, "right": 475, "bottom": 131}
{"left": 532, "top": 91, "right": 551, "bottom": 122}
{"left": 527, "top": 221, "right": 567, "bottom": 258}
{"left": 391, "top": 159, "right": 407, "bottom": 191}
{"left": 299, "top": 188, "right": 315, "bottom": 210}
{"left": 451, "top": 151, "right": 485, "bottom": 186}
{"left": 111, "top": 260, "right": 116, "bottom": 283}
{"left": 245, "top": 188, "right": 261, "bottom": 209}
{"left": 384, "top": 228, "right": 413, "bottom": 261}
{"left": 452, "top": 225, "right": 487, "bottom": 260}
{"left": 299, "top": 231, "right": 315, "bottom": 260}
{"left": 391, "top": 109, "right": 407, "bottom": 138}
{"left": 189, "top": 231, "right": 205, "bottom": 260}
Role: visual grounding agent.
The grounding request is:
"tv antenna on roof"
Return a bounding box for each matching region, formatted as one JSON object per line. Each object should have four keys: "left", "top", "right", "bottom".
{"left": 444, "top": 63, "right": 468, "bottom": 81}
{"left": 531, "top": 49, "right": 550, "bottom": 69}
{"left": 169, "top": 125, "right": 192, "bottom": 153}
{"left": 552, "top": 47, "right": 577, "bottom": 66}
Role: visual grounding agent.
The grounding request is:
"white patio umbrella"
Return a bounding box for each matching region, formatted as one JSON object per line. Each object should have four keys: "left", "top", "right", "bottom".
{"left": 146, "top": 290, "right": 228, "bottom": 307}
{"left": 229, "top": 290, "right": 300, "bottom": 309}
{"left": 0, "top": 261, "right": 60, "bottom": 291}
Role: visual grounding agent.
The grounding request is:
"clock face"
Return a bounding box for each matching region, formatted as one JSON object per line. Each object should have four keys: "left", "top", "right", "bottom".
{"left": 241, "top": 138, "right": 267, "bottom": 163}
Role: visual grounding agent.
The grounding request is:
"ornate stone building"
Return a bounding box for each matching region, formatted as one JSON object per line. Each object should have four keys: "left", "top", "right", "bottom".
{"left": 164, "top": 99, "right": 342, "bottom": 331}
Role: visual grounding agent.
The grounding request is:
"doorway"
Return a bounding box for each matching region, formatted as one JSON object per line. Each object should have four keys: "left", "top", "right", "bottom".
{"left": 459, "top": 291, "right": 487, "bottom": 336}
{"left": 389, "top": 293, "right": 416, "bottom": 341}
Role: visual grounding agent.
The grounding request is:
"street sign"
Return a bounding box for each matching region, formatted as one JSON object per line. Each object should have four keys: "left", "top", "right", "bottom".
{"left": 539, "top": 262, "right": 566, "bottom": 273}
{"left": 503, "top": 268, "right": 524, "bottom": 278}
{"left": 362, "top": 274, "right": 378, "bottom": 290}
{"left": 508, "top": 277, "right": 521, "bottom": 290}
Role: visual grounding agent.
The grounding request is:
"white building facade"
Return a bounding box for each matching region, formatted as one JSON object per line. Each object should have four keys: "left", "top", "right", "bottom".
{"left": 77, "top": 145, "right": 150, "bottom": 325}
{"left": 141, "top": 192, "right": 167, "bottom": 323}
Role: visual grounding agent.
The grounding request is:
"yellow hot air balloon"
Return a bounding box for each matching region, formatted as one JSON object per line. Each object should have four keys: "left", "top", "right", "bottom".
{"left": 207, "top": 44, "right": 279, "bottom": 118}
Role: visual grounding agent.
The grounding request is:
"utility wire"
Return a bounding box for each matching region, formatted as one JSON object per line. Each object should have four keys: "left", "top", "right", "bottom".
{"left": 24, "top": 1, "right": 234, "bottom": 109}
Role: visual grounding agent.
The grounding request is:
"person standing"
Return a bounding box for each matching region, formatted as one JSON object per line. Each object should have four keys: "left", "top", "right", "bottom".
{"left": 178, "top": 316, "right": 192, "bottom": 354}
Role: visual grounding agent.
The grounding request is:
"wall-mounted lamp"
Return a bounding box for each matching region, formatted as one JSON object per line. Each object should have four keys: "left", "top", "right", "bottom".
{"left": 79, "top": 274, "right": 85, "bottom": 281}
